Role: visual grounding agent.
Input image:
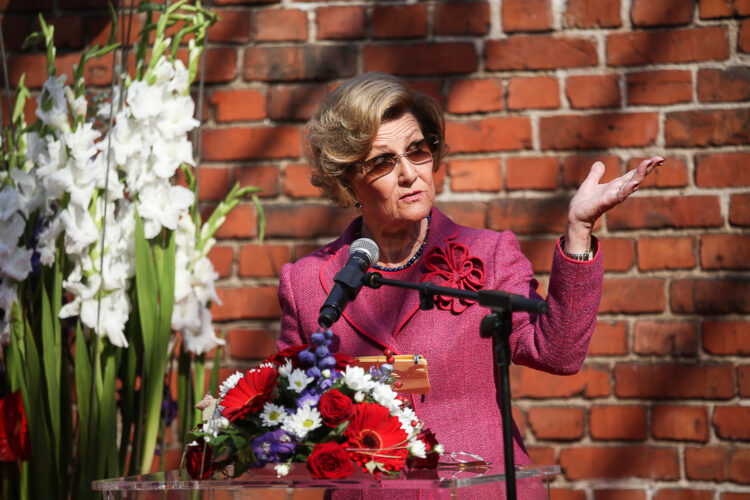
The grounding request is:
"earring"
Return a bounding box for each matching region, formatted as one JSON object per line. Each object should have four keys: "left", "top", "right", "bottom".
{"left": 354, "top": 201, "right": 362, "bottom": 208}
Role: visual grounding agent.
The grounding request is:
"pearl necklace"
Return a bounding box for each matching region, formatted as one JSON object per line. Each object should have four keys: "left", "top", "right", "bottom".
{"left": 356, "top": 214, "right": 431, "bottom": 272}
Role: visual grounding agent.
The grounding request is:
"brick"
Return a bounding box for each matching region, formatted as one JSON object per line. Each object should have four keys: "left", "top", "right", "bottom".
{"left": 671, "top": 278, "right": 750, "bottom": 314}
{"left": 561, "top": 155, "right": 621, "bottom": 189}
{"left": 654, "top": 490, "right": 713, "bottom": 500}
{"left": 506, "top": 157, "right": 558, "bottom": 191}
{"left": 436, "top": 201, "right": 488, "bottom": 229}
{"left": 589, "top": 321, "right": 628, "bottom": 356}
{"left": 590, "top": 406, "right": 647, "bottom": 440}
{"left": 668, "top": 108, "right": 750, "bottom": 147}
{"left": 317, "top": 6, "right": 365, "bottom": 40}
{"left": 600, "top": 238, "right": 636, "bottom": 272}
{"left": 511, "top": 365, "right": 610, "bottom": 399}
{"left": 207, "top": 245, "right": 233, "bottom": 279}
{"left": 244, "top": 46, "right": 356, "bottom": 81}
{"left": 626, "top": 70, "right": 692, "bottom": 106}
{"left": 614, "top": 363, "right": 735, "bottom": 399}
{"left": 194, "top": 166, "right": 232, "bottom": 201}
{"left": 410, "top": 81, "right": 446, "bottom": 108}
{"left": 608, "top": 27, "right": 728, "bottom": 66}
{"left": 446, "top": 117, "right": 532, "bottom": 153}
{"left": 540, "top": 113, "right": 658, "bottom": 150}
{"left": 563, "top": 0, "right": 621, "bottom": 28}
{"left": 213, "top": 0, "right": 277, "bottom": 5}
{"left": 213, "top": 204, "right": 258, "bottom": 239}
{"left": 526, "top": 445, "right": 555, "bottom": 465}
{"left": 238, "top": 244, "right": 291, "bottom": 277}
{"left": 512, "top": 407, "right": 527, "bottom": 437}
{"left": 8, "top": 52, "right": 113, "bottom": 88}
{"left": 631, "top": 0, "right": 693, "bottom": 26}
{"left": 600, "top": 278, "right": 665, "bottom": 314}
{"left": 235, "top": 165, "right": 280, "bottom": 198}
{"left": 607, "top": 196, "right": 722, "bottom": 230}
{"left": 701, "top": 234, "right": 750, "bottom": 270}
{"left": 265, "top": 205, "right": 356, "bottom": 238}
{"left": 486, "top": 35, "right": 597, "bottom": 70}
{"left": 372, "top": 4, "right": 428, "bottom": 39}
{"left": 0, "top": 15, "right": 32, "bottom": 51}
{"left": 696, "top": 152, "right": 750, "bottom": 188}
{"left": 251, "top": 9, "right": 307, "bottom": 41}
{"left": 43, "top": 15, "right": 84, "bottom": 49}
{"left": 502, "top": 0, "right": 553, "bottom": 33}
{"left": 446, "top": 79, "right": 504, "bottom": 114}
{"left": 284, "top": 164, "right": 319, "bottom": 198}
{"left": 723, "top": 493, "right": 750, "bottom": 500}
{"left": 595, "top": 491, "right": 646, "bottom": 500}
{"left": 741, "top": 20, "right": 750, "bottom": 53}
{"left": 528, "top": 407, "right": 584, "bottom": 440}
{"left": 552, "top": 489, "right": 587, "bottom": 500}
{"left": 685, "top": 446, "right": 750, "bottom": 483}
{"left": 508, "top": 76, "right": 560, "bottom": 110}
{"left": 518, "top": 239, "right": 556, "bottom": 273}
{"left": 634, "top": 321, "right": 698, "bottom": 356}
{"left": 698, "top": 67, "right": 750, "bottom": 103}
{"left": 200, "top": 48, "right": 237, "bottom": 83}
{"left": 566, "top": 74, "right": 620, "bottom": 109}
{"left": 703, "top": 321, "right": 750, "bottom": 355}
{"left": 267, "top": 83, "right": 329, "bottom": 121}
{"left": 488, "top": 197, "right": 568, "bottom": 235}
{"left": 209, "top": 89, "right": 265, "bottom": 123}
{"left": 730, "top": 193, "right": 750, "bottom": 226}
{"left": 652, "top": 405, "right": 709, "bottom": 442}
{"left": 212, "top": 286, "right": 280, "bottom": 320}
{"left": 435, "top": 1, "right": 491, "bottom": 36}
{"left": 202, "top": 127, "right": 301, "bottom": 161}
{"left": 448, "top": 159, "right": 503, "bottom": 192}
{"left": 560, "top": 446, "right": 679, "bottom": 480}
{"left": 699, "top": 0, "right": 750, "bottom": 18}
{"left": 364, "top": 43, "right": 477, "bottom": 76}
{"left": 628, "top": 156, "right": 688, "bottom": 188}
{"left": 208, "top": 9, "right": 251, "bottom": 43}
{"left": 714, "top": 407, "right": 750, "bottom": 440}
{"left": 740, "top": 365, "right": 750, "bottom": 397}
{"left": 637, "top": 237, "right": 696, "bottom": 271}
{"left": 227, "top": 328, "right": 277, "bottom": 360}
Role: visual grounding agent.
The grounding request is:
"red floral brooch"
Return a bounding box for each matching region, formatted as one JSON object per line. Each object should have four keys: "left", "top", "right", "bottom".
{"left": 421, "top": 242, "right": 485, "bottom": 313}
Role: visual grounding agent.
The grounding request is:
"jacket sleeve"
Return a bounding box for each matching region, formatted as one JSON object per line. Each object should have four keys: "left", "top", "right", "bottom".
{"left": 497, "top": 232, "right": 604, "bottom": 375}
{"left": 277, "top": 262, "right": 306, "bottom": 350}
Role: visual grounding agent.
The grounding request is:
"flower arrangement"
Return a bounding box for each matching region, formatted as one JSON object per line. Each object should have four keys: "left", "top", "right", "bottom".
{"left": 185, "top": 329, "right": 443, "bottom": 480}
{"left": 0, "top": 3, "right": 263, "bottom": 498}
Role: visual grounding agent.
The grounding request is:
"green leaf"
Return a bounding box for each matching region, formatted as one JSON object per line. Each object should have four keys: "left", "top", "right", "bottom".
{"left": 39, "top": 279, "right": 61, "bottom": 479}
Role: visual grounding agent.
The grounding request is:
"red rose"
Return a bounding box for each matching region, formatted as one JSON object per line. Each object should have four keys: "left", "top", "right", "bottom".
{"left": 185, "top": 438, "right": 217, "bottom": 479}
{"left": 0, "top": 391, "right": 30, "bottom": 462}
{"left": 307, "top": 442, "right": 355, "bottom": 479}
{"left": 407, "top": 429, "right": 440, "bottom": 470}
{"left": 221, "top": 365, "right": 279, "bottom": 421}
{"left": 319, "top": 389, "right": 353, "bottom": 427}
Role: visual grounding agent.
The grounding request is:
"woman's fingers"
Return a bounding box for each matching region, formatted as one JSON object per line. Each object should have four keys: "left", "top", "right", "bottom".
{"left": 618, "top": 155, "right": 664, "bottom": 197}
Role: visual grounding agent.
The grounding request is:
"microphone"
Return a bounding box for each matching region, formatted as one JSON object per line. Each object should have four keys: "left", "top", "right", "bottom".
{"left": 318, "top": 238, "right": 379, "bottom": 328}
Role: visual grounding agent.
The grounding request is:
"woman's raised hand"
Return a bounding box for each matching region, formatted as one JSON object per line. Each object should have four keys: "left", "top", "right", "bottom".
{"left": 564, "top": 155, "right": 664, "bottom": 253}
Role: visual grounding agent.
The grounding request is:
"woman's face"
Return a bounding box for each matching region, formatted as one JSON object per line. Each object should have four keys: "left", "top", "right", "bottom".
{"left": 348, "top": 112, "right": 436, "bottom": 234}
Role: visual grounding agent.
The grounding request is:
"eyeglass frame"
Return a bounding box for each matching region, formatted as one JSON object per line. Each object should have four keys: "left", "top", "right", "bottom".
{"left": 355, "top": 135, "right": 440, "bottom": 179}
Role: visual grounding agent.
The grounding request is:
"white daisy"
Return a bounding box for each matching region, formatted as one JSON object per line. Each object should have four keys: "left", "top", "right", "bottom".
{"left": 203, "top": 415, "right": 230, "bottom": 440}
{"left": 278, "top": 360, "right": 293, "bottom": 377}
{"left": 371, "top": 383, "right": 402, "bottom": 415}
{"left": 219, "top": 371, "right": 244, "bottom": 398}
{"left": 409, "top": 438, "right": 427, "bottom": 459}
{"left": 260, "top": 403, "right": 287, "bottom": 427}
{"left": 287, "top": 368, "right": 314, "bottom": 393}
{"left": 341, "top": 365, "right": 376, "bottom": 392}
{"left": 282, "top": 405, "right": 322, "bottom": 440}
{"left": 398, "top": 407, "right": 419, "bottom": 434}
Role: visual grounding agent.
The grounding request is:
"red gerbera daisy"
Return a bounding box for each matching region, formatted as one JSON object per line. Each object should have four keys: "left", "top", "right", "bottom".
{"left": 221, "top": 365, "right": 279, "bottom": 422}
{"left": 345, "top": 402, "right": 409, "bottom": 473}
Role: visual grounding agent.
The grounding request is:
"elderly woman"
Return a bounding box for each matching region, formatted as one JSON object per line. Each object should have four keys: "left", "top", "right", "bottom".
{"left": 277, "top": 73, "right": 661, "bottom": 484}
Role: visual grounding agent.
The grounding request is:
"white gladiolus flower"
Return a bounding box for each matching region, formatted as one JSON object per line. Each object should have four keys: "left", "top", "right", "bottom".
{"left": 36, "top": 75, "right": 70, "bottom": 133}
{"left": 192, "top": 256, "right": 220, "bottom": 305}
{"left": 60, "top": 205, "right": 99, "bottom": 256}
{"left": 10, "top": 168, "right": 45, "bottom": 215}
{"left": 64, "top": 122, "right": 100, "bottom": 165}
{"left": 157, "top": 96, "right": 199, "bottom": 139}
{"left": 151, "top": 137, "right": 194, "bottom": 179}
{"left": 0, "top": 214, "right": 25, "bottom": 252}
{"left": 0, "top": 280, "right": 18, "bottom": 312}
{"left": 180, "top": 306, "right": 224, "bottom": 355}
{"left": 138, "top": 183, "right": 195, "bottom": 239}
{"left": 168, "top": 59, "right": 190, "bottom": 94}
{"left": 126, "top": 80, "right": 166, "bottom": 121}
{"left": 1, "top": 246, "right": 33, "bottom": 282}
{"left": 78, "top": 288, "right": 130, "bottom": 348}
{"left": 171, "top": 292, "right": 201, "bottom": 333}
{"left": 0, "top": 187, "right": 20, "bottom": 221}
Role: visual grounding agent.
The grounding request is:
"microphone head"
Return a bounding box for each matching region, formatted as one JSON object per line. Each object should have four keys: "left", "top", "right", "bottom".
{"left": 350, "top": 238, "right": 379, "bottom": 266}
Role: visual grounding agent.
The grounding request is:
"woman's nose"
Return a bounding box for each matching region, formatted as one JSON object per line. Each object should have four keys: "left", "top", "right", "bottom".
{"left": 398, "top": 156, "right": 419, "bottom": 184}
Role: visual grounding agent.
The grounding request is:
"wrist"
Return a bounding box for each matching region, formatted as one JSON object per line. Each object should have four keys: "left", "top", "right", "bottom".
{"left": 560, "top": 235, "right": 598, "bottom": 262}
{"left": 564, "top": 221, "right": 592, "bottom": 254}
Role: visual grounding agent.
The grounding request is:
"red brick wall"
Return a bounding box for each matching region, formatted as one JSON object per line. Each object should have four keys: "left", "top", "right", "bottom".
{"left": 3, "top": 0, "right": 750, "bottom": 495}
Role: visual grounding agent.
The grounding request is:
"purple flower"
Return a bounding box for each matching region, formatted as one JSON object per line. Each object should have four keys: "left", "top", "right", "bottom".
{"left": 315, "top": 345, "right": 329, "bottom": 358}
{"left": 311, "top": 332, "right": 326, "bottom": 345}
{"left": 306, "top": 366, "right": 322, "bottom": 379}
{"left": 252, "top": 429, "right": 295, "bottom": 466}
{"left": 299, "top": 348, "right": 316, "bottom": 366}
{"left": 319, "top": 356, "right": 336, "bottom": 370}
{"left": 297, "top": 389, "right": 320, "bottom": 408}
{"left": 161, "top": 383, "right": 178, "bottom": 427}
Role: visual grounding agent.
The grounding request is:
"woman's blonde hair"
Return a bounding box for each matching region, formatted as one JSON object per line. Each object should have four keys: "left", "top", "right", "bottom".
{"left": 305, "top": 72, "right": 446, "bottom": 207}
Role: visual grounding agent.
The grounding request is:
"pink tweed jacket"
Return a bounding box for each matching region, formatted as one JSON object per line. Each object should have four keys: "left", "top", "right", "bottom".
{"left": 277, "top": 208, "right": 603, "bottom": 471}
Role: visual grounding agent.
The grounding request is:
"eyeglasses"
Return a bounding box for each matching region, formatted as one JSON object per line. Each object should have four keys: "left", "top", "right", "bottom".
{"left": 358, "top": 135, "right": 439, "bottom": 180}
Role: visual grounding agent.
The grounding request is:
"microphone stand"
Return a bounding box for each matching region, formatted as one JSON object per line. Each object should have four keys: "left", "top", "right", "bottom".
{"left": 360, "top": 272, "right": 549, "bottom": 500}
